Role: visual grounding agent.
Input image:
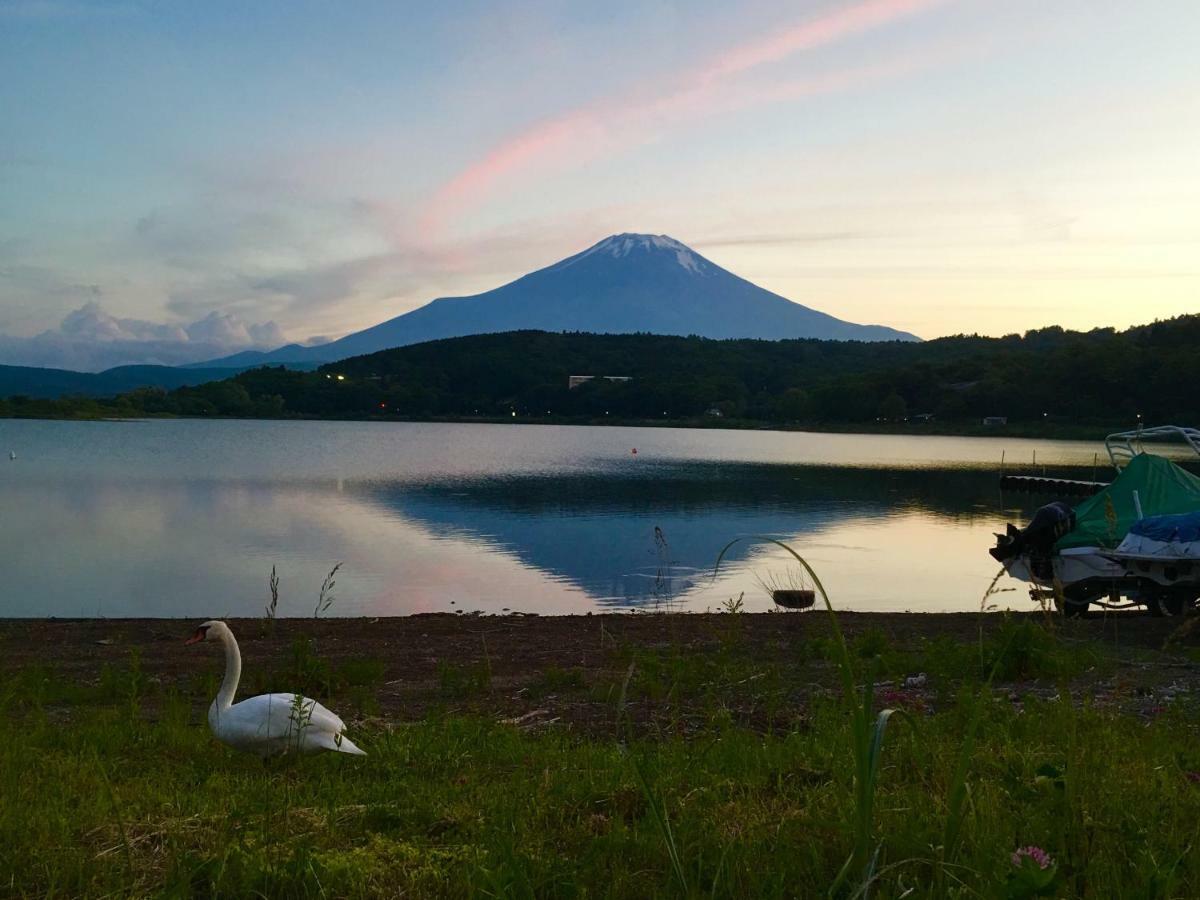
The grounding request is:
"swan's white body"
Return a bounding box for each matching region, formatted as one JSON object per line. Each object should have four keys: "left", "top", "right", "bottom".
{"left": 188, "top": 620, "right": 365, "bottom": 758}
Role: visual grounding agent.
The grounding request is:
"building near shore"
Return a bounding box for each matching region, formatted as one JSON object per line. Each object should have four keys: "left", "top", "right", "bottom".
{"left": 568, "top": 375, "right": 632, "bottom": 389}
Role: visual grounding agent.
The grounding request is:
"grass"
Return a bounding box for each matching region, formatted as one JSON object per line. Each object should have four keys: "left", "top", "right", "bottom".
{"left": 314, "top": 562, "right": 343, "bottom": 618}
{"left": 715, "top": 537, "right": 897, "bottom": 895}
{"left": 1, "top": 617, "right": 1198, "bottom": 897}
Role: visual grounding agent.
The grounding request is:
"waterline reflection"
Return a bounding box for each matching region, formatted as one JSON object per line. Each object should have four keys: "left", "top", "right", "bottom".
{"left": 0, "top": 420, "right": 1091, "bottom": 617}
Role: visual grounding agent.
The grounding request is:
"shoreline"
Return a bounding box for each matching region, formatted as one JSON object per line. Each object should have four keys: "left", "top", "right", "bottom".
{"left": 4, "top": 608, "right": 1194, "bottom": 737}
{"left": 0, "top": 410, "right": 1127, "bottom": 441}
{"left": 3, "top": 610, "right": 1189, "bottom": 710}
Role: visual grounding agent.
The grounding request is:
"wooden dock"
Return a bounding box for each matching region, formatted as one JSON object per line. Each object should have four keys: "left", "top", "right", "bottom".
{"left": 999, "top": 475, "right": 1107, "bottom": 496}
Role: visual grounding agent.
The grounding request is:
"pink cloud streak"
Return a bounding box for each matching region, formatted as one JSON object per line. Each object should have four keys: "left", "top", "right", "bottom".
{"left": 419, "top": 0, "right": 955, "bottom": 238}
{"left": 700, "top": 0, "right": 951, "bottom": 83}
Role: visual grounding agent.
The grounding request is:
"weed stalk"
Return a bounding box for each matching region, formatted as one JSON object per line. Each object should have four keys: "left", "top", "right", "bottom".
{"left": 715, "top": 536, "right": 897, "bottom": 897}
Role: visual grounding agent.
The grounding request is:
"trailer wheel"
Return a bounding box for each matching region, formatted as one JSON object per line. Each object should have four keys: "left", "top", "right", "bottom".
{"left": 1054, "top": 595, "right": 1091, "bottom": 618}
{"left": 1145, "top": 591, "right": 1186, "bottom": 617}
{"left": 1053, "top": 583, "right": 1104, "bottom": 617}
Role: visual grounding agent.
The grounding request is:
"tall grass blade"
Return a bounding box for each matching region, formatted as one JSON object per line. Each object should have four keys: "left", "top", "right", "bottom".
{"left": 314, "top": 561, "right": 342, "bottom": 618}
{"left": 867, "top": 708, "right": 896, "bottom": 786}
{"left": 615, "top": 660, "right": 636, "bottom": 741}
{"left": 632, "top": 753, "right": 688, "bottom": 895}
{"left": 937, "top": 622, "right": 1021, "bottom": 891}
{"left": 94, "top": 751, "right": 134, "bottom": 881}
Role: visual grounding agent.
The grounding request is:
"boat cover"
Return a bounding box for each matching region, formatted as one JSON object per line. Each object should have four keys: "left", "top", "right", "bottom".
{"left": 1113, "top": 511, "right": 1200, "bottom": 559}
{"left": 1056, "top": 453, "right": 1200, "bottom": 550}
{"left": 1128, "top": 511, "right": 1200, "bottom": 543}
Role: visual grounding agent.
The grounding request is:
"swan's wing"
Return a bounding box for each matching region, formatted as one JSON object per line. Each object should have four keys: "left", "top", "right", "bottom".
{"left": 227, "top": 693, "right": 345, "bottom": 734}
{"left": 214, "top": 694, "right": 351, "bottom": 755}
{"left": 216, "top": 694, "right": 296, "bottom": 745}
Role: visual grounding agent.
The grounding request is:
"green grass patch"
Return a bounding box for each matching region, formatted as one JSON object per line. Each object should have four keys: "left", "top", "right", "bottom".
{"left": 2, "top": 683, "right": 1199, "bottom": 897}
{"left": 0, "top": 616, "right": 1196, "bottom": 897}
{"left": 436, "top": 660, "right": 492, "bottom": 699}
{"left": 525, "top": 665, "right": 588, "bottom": 701}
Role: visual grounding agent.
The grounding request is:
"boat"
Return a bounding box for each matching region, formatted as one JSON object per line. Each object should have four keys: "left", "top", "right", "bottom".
{"left": 990, "top": 426, "right": 1200, "bottom": 615}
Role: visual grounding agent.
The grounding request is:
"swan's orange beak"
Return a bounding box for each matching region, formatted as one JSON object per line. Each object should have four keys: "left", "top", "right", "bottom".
{"left": 184, "top": 627, "right": 206, "bottom": 645}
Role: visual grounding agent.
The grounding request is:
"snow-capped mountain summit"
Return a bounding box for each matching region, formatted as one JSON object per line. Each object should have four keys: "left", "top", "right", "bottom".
{"left": 199, "top": 233, "right": 918, "bottom": 367}
{"left": 561, "top": 233, "right": 711, "bottom": 275}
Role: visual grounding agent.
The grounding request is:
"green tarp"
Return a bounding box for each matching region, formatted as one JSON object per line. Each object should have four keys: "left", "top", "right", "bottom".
{"left": 1057, "top": 453, "right": 1200, "bottom": 550}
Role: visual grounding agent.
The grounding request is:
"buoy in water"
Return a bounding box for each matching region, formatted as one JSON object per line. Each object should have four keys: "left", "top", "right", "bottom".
{"left": 631, "top": 448, "right": 638, "bottom": 456}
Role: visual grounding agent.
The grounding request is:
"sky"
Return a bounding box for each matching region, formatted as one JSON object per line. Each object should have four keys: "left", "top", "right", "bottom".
{"left": 2, "top": 0, "right": 1199, "bottom": 368}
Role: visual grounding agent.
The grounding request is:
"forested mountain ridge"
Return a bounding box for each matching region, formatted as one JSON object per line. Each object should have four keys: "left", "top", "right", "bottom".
{"left": 3, "top": 316, "right": 1197, "bottom": 426}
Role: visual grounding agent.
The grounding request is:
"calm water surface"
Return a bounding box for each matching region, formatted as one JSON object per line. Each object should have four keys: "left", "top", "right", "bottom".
{"left": 0, "top": 420, "right": 1114, "bottom": 617}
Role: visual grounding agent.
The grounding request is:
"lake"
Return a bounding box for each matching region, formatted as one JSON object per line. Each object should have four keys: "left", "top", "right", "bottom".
{"left": 0, "top": 419, "right": 1116, "bottom": 618}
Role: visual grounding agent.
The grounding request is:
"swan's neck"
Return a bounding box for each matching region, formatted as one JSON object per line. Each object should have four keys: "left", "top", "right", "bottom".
{"left": 214, "top": 627, "right": 241, "bottom": 712}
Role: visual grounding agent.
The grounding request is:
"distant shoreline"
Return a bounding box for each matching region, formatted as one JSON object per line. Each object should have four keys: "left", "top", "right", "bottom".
{"left": 0, "top": 410, "right": 1124, "bottom": 441}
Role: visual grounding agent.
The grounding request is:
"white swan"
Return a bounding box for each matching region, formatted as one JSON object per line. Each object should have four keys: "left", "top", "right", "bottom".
{"left": 186, "top": 620, "right": 366, "bottom": 758}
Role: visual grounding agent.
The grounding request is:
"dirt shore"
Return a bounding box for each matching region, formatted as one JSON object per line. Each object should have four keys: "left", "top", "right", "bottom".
{"left": 3, "top": 611, "right": 1197, "bottom": 733}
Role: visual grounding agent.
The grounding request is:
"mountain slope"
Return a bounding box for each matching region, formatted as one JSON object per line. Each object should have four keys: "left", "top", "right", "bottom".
{"left": 0, "top": 363, "right": 273, "bottom": 399}
{"left": 202, "top": 234, "right": 918, "bottom": 366}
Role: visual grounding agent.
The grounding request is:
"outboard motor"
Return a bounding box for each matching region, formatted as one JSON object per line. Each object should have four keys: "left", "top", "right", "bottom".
{"left": 990, "top": 501, "right": 1076, "bottom": 565}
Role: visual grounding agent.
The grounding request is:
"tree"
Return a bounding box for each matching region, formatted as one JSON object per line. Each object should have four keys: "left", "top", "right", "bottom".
{"left": 773, "top": 387, "right": 810, "bottom": 421}
{"left": 877, "top": 393, "right": 908, "bottom": 422}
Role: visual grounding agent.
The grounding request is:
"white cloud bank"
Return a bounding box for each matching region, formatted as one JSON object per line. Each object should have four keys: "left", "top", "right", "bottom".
{"left": 0, "top": 302, "right": 287, "bottom": 371}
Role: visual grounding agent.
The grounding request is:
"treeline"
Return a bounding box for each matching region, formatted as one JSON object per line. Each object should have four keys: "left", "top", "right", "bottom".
{"left": 3, "top": 316, "right": 1199, "bottom": 426}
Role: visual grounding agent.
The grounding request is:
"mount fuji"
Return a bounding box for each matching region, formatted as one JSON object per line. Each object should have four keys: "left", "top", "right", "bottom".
{"left": 201, "top": 233, "right": 918, "bottom": 367}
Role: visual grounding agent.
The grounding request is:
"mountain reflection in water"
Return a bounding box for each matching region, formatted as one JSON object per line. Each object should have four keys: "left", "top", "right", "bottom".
{"left": 351, "top": 463, "right": 1029, "bottom": 611}
{"left": 2, "top": 419, "right": 1088, "bottom": 617}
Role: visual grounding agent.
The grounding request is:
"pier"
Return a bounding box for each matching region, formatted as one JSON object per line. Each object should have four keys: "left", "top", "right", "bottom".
{"left": 1000, "top": 474, "right": 1107, "bottom": 496}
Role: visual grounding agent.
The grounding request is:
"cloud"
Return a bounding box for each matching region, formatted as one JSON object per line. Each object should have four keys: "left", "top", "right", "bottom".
{"left": 419, "top": 0, "right": 954, "bottom": 237}
{"left": 129, "top": 195, "right": 410, "bottom": 331}
{"left": 248, "top": 254, "right": 406, "bottom": 314}
{"left": 248, "top": 321, "right": 287, "bottom": 345}
{"left": 179, "top": 310, "right": 285, "bottom": 348}
{"left": 58, "top": 301, "right": 188, "bottom": 343}
{"left": 183, "top": 310, "right": 254, "bottom": 345}
{"left": 0, "top": 302, "right": 286, "bottom": 371}
{"left": 698, "top": 0, "right": 946, "bottom": 83}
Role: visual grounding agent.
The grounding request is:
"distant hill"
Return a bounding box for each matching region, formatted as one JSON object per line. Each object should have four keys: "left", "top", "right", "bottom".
{"left": 0, "top": 363, "right": 275, "bottom": 399}
{"left": 200, "top": 233, "right": 919, "bottom": 367}
{"left": 16, "top": 316, "right": 1196, "bottom": 427}
{"left": 181, "top": 348, "right": 316, "bottom": 369}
